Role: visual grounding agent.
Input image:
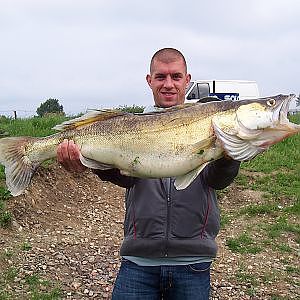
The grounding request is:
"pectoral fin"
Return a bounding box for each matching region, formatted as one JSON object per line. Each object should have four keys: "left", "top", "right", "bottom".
{"left": 213, "top": 122, "right": 262, "bottom": 161}
{"left": 192, "top": 136, "right": 215, "bottom": 155}
{"left": 79, "top": 154, "right": 114, "bottom": 170}
{"left": 174, "top": 162, "right": 210, "bottom": 190}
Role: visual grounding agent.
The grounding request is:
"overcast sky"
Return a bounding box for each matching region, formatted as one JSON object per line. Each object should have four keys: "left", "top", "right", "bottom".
{"left": 0, "top": 0, "right": 299, "bottom": 117}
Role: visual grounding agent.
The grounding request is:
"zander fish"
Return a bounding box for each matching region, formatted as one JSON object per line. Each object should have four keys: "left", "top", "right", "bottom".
{"left": 0, "top": 94, "right": 299, "bottom": 196}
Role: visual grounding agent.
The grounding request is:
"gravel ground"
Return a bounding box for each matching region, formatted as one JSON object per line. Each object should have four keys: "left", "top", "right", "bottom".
{"left": 0, "top": 165, "right": 299, "bottom": 299}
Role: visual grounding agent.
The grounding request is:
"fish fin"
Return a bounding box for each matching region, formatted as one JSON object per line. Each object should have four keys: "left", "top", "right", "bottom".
{"left": 174, "top": 136, "right": 215, "bottom": 190}
{"left": 79, "top": 154, "right": 114, "bottom": 170}
{"left": 53, "top": 109, "right": 127, "bottom": 131}
{"left": 191, "top": 136, "right": 216, "bottom": 154}
{"left": 0, "top": 137, "right": 39, "bottom": 196}
{"left": 174, "top": 162, "right": 210, "bottom": 190}
{"left": 213, "top": 122, "right": 262, "bottom": 161}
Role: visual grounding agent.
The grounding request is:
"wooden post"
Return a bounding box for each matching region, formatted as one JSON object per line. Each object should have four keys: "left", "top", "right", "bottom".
{"left": 13, "top": 111, "right": 17, "bottom": 119}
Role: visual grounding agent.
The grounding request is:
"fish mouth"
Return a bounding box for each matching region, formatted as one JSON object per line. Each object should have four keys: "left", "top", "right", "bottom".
{"left": 259, "top": 94, "right": 300, "bottom": 148}
{"left": 273, "top": 94, "right": 300, "bottom": 132}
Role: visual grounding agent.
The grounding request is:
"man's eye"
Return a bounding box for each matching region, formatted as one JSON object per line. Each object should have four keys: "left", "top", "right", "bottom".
{"left": 172, "top": 74, "right": 182, "bottom": 80}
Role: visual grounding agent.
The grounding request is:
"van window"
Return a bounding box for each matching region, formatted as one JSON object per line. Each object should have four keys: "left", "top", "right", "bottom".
{"left": 186, "top": 82, "right": 210, "bottom": 100}
{"left": 185, "top": 82, "right": 193, "bottom": 93}
{"left": 187, "top": 84, "right": 198, "bottom": 100}
{"left": 198, "top": 83, "right": 210, "bottom": 99}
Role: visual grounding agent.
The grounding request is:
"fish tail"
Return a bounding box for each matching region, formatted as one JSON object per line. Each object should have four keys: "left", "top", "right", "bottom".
{"left": 0, "top": 136, "right": 39, "bottom": 196}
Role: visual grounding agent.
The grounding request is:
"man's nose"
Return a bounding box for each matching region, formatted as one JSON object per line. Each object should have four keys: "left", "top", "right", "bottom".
{"left": 163, "top": 75, "right": 174, "bottom": 88}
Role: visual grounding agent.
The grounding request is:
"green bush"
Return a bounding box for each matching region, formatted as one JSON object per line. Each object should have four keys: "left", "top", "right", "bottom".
{"left": 36, "top": 99, "right": 64, "bottom": 117}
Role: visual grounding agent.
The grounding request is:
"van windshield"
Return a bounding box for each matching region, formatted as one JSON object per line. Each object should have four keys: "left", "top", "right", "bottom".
{"left": 185, "top": 81, "right": 194, "bottom": 93}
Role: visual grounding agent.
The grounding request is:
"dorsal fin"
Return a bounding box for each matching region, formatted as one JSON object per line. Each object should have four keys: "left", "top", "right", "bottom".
{"left": 53, "top": 109, "right": 126, "bottom": 131}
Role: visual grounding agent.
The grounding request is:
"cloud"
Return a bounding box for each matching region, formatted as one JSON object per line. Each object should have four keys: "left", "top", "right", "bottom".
{"left": 0, "top": 0, "right": 299, "bottom": 116}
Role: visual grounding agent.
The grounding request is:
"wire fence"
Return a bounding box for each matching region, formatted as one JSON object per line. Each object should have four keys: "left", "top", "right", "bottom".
{"left": 0, "top": 110, "right": 76, "bottom": 119}
{"left": 0, "top": 110, "right": 37, "bottom": 119}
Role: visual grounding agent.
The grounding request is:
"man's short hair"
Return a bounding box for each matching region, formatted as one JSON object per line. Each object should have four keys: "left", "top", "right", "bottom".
{"left": 150, "top": 48, "right": 187, "bottom": 73}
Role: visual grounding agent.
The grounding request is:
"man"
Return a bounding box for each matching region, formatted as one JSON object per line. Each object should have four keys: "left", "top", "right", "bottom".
{"left": 57, "top": 48, "right": 240, "bottom": 299}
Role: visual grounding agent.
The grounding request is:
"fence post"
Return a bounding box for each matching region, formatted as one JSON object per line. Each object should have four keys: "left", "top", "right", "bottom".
{"left": 13, "top": 111, "right": 17, "bottom": 119}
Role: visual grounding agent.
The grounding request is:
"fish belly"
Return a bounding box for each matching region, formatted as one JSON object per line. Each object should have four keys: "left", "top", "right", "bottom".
{"left": 80, "top": 141, "right": 222, "bottom": 178}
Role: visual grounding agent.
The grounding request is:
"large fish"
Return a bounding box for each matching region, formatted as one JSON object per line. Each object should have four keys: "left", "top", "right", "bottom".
{"left": 0, "top": 94, "right": 299, "bottom": 196}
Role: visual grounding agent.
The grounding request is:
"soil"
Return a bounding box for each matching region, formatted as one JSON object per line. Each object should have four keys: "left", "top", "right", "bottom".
{"left": 0, "top": 164, "right": 299, "bottom": 299}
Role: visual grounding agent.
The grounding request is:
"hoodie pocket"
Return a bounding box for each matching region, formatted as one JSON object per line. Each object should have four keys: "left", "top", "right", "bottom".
{"left": 171, "top": 191, "right": 210, "bottom": 239}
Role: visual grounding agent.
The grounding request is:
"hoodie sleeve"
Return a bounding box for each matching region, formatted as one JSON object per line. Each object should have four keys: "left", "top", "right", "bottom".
{"left": 201, "top": 157, "right": 240, "bottom": 190}
{"left": 92, "top": 169, "right": 136, "bottom": 188}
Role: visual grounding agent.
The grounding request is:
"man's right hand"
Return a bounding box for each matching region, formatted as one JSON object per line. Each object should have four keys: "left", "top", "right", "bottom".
{"left": 57, "top": 139, "right": 87, "bottom": 172}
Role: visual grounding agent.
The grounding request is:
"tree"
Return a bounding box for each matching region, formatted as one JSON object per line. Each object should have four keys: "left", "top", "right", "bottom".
{"left": 36, "top": 98, "right": 64, "bottom": 117}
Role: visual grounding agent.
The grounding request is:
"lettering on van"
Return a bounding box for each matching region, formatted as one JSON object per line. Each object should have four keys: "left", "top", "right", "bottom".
{"left": 210, "top": 93, "right": 240, "bottom": 101}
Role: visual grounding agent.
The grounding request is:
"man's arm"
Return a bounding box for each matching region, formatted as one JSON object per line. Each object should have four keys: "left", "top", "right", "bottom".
{"left": 201, "top": 157, "right": 240, "bottom": 190}
{"left": 92, "top": 169, "right": 136, "bottom": 188}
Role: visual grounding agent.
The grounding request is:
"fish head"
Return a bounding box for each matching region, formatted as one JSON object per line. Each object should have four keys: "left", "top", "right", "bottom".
{"left": 213, "top": 94, "right": 300, "bottom": 161}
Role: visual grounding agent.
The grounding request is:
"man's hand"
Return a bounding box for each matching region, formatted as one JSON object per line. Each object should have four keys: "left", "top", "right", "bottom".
{"left": 57, "top": 139, "right": 87, "bottom": 172}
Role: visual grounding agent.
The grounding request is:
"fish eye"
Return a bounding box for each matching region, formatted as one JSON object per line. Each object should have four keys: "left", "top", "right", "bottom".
{"left": 266, "top": 99, "right": 276, "bottom": 106}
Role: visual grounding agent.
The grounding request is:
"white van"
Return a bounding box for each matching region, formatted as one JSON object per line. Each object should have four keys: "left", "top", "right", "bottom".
{"left": 185, "top": 80, "right": 259, "bottom": 103}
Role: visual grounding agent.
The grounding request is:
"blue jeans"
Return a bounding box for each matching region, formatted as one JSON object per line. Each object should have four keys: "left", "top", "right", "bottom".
{"left": 112, "top": 259, "right": 211, "bottom": 300}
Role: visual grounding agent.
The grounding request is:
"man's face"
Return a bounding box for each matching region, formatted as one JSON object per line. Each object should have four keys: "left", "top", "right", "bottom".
{"left": 146, "top": 58, "right": 191, "bottom": 108}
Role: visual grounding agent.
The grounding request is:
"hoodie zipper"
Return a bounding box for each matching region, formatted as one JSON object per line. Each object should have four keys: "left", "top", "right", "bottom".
{"left": 164, "top": 178, "right": 172, "bottom": 256}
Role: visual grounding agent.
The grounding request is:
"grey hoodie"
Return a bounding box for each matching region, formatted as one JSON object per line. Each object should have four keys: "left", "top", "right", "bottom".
{"left": 94, "top": 158, "right": 240, "bottom": 258}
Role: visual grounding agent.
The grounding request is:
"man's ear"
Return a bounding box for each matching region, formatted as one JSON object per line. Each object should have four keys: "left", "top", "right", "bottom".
{"left": 186, "top": 73, "right": 191, "bottom": 86}
{"left": 146, "top": 74, "right": 152, "bottom": 87}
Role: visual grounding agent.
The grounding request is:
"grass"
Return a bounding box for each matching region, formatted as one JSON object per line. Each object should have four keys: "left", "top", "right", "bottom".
{"left": 0, "top": 186, "right": 12, "bottom": 228}
{"left": 235, "top": 266, "right": 258, "bottom": 286}
{"left": 2, "top": 267, "right": 18, "bottom": 282}
{"left": 0, "top": 186, "right": 10, "bottom": 200}
{"left": 0, "top": 114, "right": 69, "bottom": 228}
{"left": 275, "top": 243, "right": 293, "bottom": 253}
{"left": 220, "top": 211, "right": 231, "bottom": 228}
{"left": 21, "top": 242, "right": 32, "bottom": 251}
{"left": 262, "top": 216, "right": 300, "bottom": 239}
{"left": 0, "top": 271, "right": 61, "bottom": 300}
{"left": 0, "top": 114, "right": 68, "bottom": 138}
{"left": 227, "top": 204, "right": 299, "bottom": 256}
{"left": 25, "top": 275, "right": 61, "bottom": 300}
{"left": 236, "top": 172, "right": 300, "bottom": 201}
{"left": 0, "top": 210, "right": 12, "bottom": 228}
{"left": 229, "top": 115, "right": 300, "bottom": 250}
{"left": 226, "top": 233, "right": 262, "bottom": 254}
{"left": 285, "top": 265, "right": 300, "bottom": 275}
{"left": 220, "top": 114, "right": 300, "bottom": 297}
{"left": 239, "top": 203, "right": 280, "bottom": 216}
{"left": 0, "top": 114, "right": 78, "bottom": 298}
{"left": 0, "top": 291, "right": 10, "bottom": 300}
{"left": 0, "top": 250, "right": 61, "bottom": 300}
{"left": 1, "top": 249, "right": 14, "bottom": 259}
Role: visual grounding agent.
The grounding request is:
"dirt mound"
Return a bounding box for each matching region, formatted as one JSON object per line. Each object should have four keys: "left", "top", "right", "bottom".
{"left": 1, "top": 164, "right": 298, "bottom": 299}
{"left": 8, "top": 165, "right": 124, "bottom": 231}
{"left": 1, "top": 165, "right": 125, "bottom": 299}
